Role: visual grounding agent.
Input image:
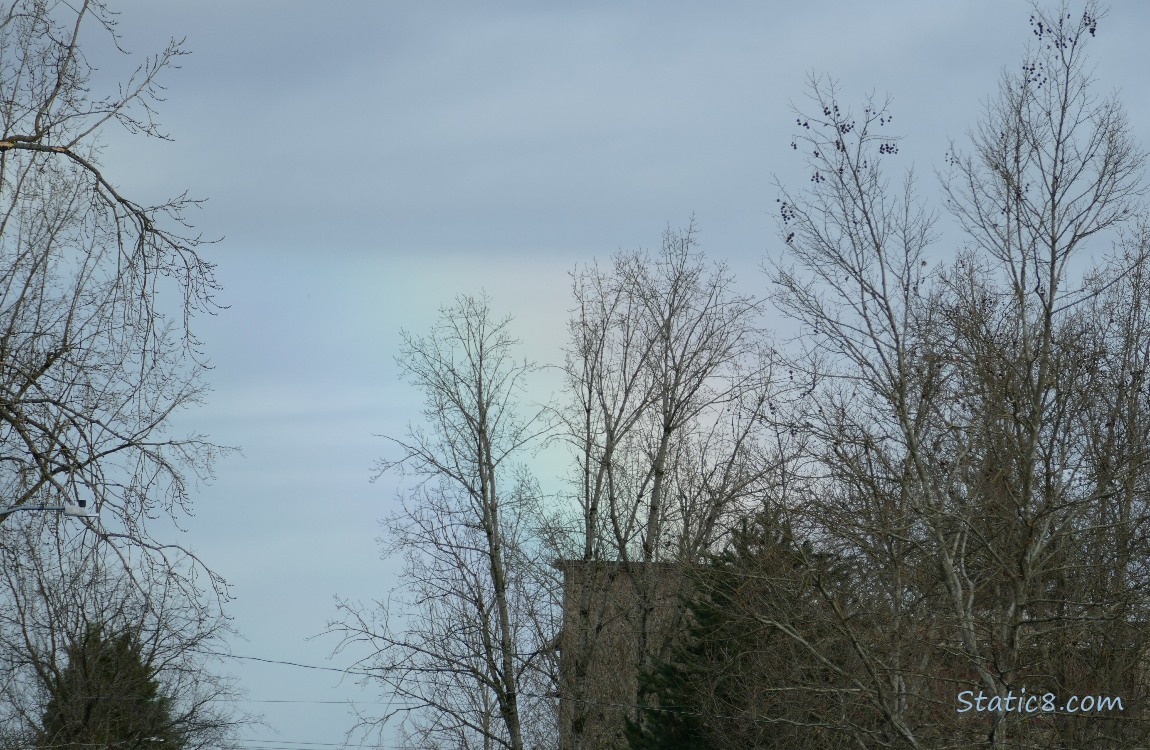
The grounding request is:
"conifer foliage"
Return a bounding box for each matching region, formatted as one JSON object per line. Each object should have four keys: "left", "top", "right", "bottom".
{"left": 37, "top": 624, "right": 186, "bottom": 750}
{"left": 624, "top": 515, "right": 851, "bottom": 750}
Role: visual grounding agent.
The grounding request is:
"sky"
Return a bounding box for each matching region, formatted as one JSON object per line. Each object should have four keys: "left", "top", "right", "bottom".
{"left": 55, "top": 1, "right": 1150, "bottom": 748}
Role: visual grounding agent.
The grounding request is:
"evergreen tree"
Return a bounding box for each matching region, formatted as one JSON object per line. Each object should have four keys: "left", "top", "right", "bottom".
{"left": 38, "top": 623, "right": 186, "bottom": 750}
{"left": 624, "top": 514, "right": 860, "bottom": 750}
{"left": 621, "top": 586, "right": 721, "bottom": 750}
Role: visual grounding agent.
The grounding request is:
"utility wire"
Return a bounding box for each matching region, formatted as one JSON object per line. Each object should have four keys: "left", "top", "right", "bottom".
{"left": 199, "top": 651, "right": 377, "bottom": 679}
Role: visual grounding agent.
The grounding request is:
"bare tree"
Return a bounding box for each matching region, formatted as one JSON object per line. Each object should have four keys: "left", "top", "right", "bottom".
{"left": 331, "top": 294, "right": 555, "bottom": 750}
{"left": 0, "top": 7, "right": 234, "bottom": 749}
{"left": 766, "top": 70, "right": 941, "bottom": 748}
{"left": 933, "top": 6, "right": 1150, "bottom": 744}
{"left": 759, "top": 2, "right": 1150, "bottom": 748}
{"left": 554, "top": 222, "right": 786, "bottom": 749}
{"left": 0, "top": 0, "right": 227, "bottom": 591}
{"left": 561, "top": 220, "right": 769, "bottom": 565}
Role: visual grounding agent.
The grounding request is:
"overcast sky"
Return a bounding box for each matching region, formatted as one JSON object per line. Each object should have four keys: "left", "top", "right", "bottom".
{"left": 72, "top": 2, "right": 1150, "bottom": 748}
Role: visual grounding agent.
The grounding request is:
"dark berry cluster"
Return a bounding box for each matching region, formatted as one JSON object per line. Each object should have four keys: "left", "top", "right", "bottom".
{"left": 1082, "top": 11, "right": 1097, "bottom": 36}
{"left": 777, "top": 199, "right": 796, "bottom": 223}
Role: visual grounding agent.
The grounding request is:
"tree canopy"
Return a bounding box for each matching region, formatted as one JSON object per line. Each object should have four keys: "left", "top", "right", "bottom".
{"left": 38, "top": 624, "right": 187, "bottom": 750}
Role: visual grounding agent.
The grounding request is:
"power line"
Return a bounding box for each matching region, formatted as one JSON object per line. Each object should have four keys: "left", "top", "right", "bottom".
{"left": 200, "top": 651, "right": 377, "bottom": 679}
{"left": 202, "top": 649, "right": 787, "bottom": 727}
{"left": 233, "top": 741, "right": 351, "bottom": 748}
{"left": 230, "top": 699, "right": 374, "bottom": 705}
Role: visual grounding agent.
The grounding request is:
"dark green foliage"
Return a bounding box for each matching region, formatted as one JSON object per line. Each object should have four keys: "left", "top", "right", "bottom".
{"left": 38, "top": 624, "right": 186, "bottom": 750}
{"left": 622, "top": 642, "right": 712, "bottom": 750}
{"left": 624, "top": 513, "right": 850, "bottom": 750}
